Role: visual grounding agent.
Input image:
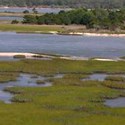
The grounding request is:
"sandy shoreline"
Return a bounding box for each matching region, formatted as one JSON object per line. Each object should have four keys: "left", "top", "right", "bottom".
{"left": 15, "top": 31, "right": 125, "bottom": 37}
{"left": 83, "top": 33, "right": 125, "bottom": 37}
{"left": 0, "top": 52, "right": 36, "bottom": 57}
{"left": 68, "top": 32, "right": 125, "bottom": 37}
{"left": 17, "top": 31, "right": 125, "bottom": 37}
{"left": 0, "top": 52, "right": 122, "bottom": 61}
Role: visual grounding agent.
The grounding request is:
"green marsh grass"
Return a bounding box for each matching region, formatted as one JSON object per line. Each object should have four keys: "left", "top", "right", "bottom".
{"left": 105, "top": 76, "right": 125, "bottom": 82}
{"left": 0, "top": 72, "right": 19, "bottom": 83}
{"left": 1, "top": 59, "right": 125, "bottom": 74}
{"left": 1, "top": 59, "right": 125, "bottom": 124}
{"left": 0, "top": 24, "right": 64, "bottom": 33}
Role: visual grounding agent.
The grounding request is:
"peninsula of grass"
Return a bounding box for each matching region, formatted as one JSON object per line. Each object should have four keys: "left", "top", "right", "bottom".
{"left": 1, "top": 59, "right": 125, "bottom": 124}
{"left": 0, "top": 24, "right": 64, "bottom": 33}
{"left": 0, "top": 12, "right": 43, "bottom": 17}
{"left": 0, "top": 23, "right": 125, "bottom": 35}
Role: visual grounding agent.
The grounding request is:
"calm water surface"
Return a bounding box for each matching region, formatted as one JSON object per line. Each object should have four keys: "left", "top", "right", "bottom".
{"left": 0, "top": 32, "right": 125, "bottom": 58}
{"left": 104, "top": 97, "right": 125, "bottom": 107}
{"left": 0, "top": 7, "right": 71, "bottom": 13}
{"left": 82, "top": 74, "right": 125, "bottom": 81}
{"left": 0, "top": 16, "right": 23, "bottom": 21}
{"left": 82, "top": 74, "right": 108, "bottom": 81}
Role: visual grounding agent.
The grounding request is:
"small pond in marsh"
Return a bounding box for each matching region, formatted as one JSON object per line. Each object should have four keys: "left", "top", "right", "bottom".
{"left": 82, "top": 73, "right": 108, "bottom": 81}
{"left": 0, "top": 73, "right": 53, "bottom": 104}
{"left": 104, "top": 97, "right": 125, "bottom": 107}
{"left": 82, "top": 73, "right": 125, "bottom": 82}
{"left": 1, "top": 72, "right": 125, "bottom": 107}
{"left": 82, "top": 73, "right": 125, "bottom": 107}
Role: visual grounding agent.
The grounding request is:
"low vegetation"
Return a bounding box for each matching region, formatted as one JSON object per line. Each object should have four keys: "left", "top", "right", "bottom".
{"left": 0, "top": 24, "right": 64, "bottom": 33}
{"left": 105, "top": 76, "right": 125, "bottom": 82}
{"left": 36, "top": 80, "right": 45, "bottom": 84}
{"left": 0, "top": 59, "right": 125, "bottom": 124}
{"left": 0, "top": 72, "right": 19, "bottom": 83}
{"left": 13, "top": 55, "right": 26, "bottom": 59}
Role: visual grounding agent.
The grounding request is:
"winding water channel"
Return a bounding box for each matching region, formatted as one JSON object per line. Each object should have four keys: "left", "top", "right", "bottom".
{"left": 0, "top": 73, "right": 65, "bottom": 104}
{"left": 0, "top": 73, "right": 52, "bottom": 103}
{"left": 1, "top": 73, "right": 125, "bottom": 107}
{"left": 82, "top": 73, "right": 125, "bottom": 107}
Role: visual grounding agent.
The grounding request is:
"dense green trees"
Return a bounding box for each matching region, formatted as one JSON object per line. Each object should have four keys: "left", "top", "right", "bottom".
{"left": 22, "top": 8, "right": 125, "bottom": 30}
{"left": 1, "top": 0, "right": 125, "bottom": 9}
{"left": 23, "top": 15, "right": 37, "bottom": 24}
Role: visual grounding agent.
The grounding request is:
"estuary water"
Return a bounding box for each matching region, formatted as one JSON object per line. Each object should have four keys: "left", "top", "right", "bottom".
{"left": 0, "top": 16, "right": 23, "bottom": 21}
{"left": 0, "top": 32, "right": 125, "bottom": 58}
{"left": 0, "top": 7, "right": 71, "bottom": 13}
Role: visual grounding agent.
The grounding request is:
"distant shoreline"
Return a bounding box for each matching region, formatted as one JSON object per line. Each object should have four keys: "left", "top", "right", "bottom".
{"left": 0, "top": 6, "right": 71, "bottom": 9}
{"left": 0, "top": 24, "right": 125, "bottom": 37}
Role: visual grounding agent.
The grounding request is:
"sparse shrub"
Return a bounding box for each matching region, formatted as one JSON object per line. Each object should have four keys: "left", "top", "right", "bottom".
{"left": 13, "top": 55, "right": 26, "bottom": 59}
{"left": 11, "top": 20, "right": 19, "bottom": 24}
{"left": 36, "top": 80, "right": 45, "bottom": 84}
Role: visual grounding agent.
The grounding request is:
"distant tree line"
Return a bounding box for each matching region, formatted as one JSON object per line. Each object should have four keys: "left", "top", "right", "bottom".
{"left": 1, "top": 0, "right": 125, "bottom": 9}
{"left": 22, "top": 8, "right": 125, "bottom": 30}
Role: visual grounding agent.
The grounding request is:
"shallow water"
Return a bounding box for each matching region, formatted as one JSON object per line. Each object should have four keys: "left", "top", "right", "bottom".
{"left": 0, "top": 91, "right": 13, "bottom": 104}
{"left": 0, "top": 56, "right": 19, "bottom": 61}
{"left": 0, "top": 73, "right": 52, "bottom": 103}
{"left": 0, "top": 32, "right": 125, "bottom": 58}
{"left": 104, "top": 97, "right": 125, "bottom": 107}
{"left": 54, "top": 74, "right": 64, "bottom": 78}
{"left": 83, "top": 73, "right": 125, "bottom": 107}
{"left": 82, "top": 73, "right": 125, "bottom": 81}
{"left": 82, "top": 74, "right": 108, "bottom": 81}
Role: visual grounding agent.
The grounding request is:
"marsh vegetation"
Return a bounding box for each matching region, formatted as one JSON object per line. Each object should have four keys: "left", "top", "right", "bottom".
{"left": 0, "top": 59, "right": 125, "bottom": 124}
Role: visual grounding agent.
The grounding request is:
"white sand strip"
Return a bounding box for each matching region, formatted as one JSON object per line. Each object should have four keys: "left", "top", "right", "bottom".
{"left": 84, "top": 33, "right": 125, "bottom": 37}
{"left": 93, "top": 58, "right": 118, "bottom": 61}
{"left": 0, "top": 52, "right": 37, "bottom": 57}
{"left": 0, "top": 52, "right": 54, "bottom": 59}
{"left": 68, "top": 32, "right": 125, "bottom": 37}
{"left": 60, "top": 56, "right": 88, "bottom": 60}
{"left": 0, "top": 52, "right": 121, "bottom": 61}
